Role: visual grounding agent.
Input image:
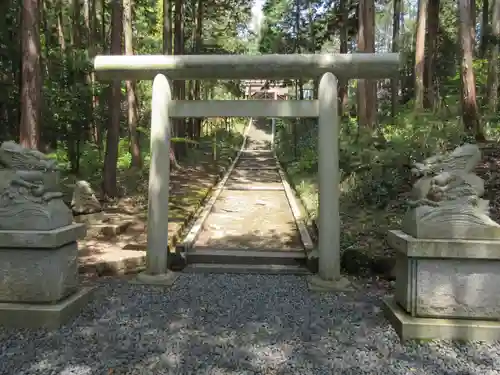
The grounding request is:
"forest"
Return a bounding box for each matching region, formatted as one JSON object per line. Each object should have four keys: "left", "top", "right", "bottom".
{"left": 1, "top": 0, "right": 500, "bottom": 274}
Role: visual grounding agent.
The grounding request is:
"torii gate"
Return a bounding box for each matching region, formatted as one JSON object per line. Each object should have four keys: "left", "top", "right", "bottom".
{"left": 94, "top": 53, "right": 400, "bottom": 288}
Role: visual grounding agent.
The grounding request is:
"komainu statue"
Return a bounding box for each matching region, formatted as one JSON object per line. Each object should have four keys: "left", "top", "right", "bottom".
{"left": 402, "top": 143, "right": 500, "bottom": 240}
{"left": 0, "top": 141, "right": 73, "bottom": 231}
{"left": 71, "top": 180, "right": 102, "bottom": 215}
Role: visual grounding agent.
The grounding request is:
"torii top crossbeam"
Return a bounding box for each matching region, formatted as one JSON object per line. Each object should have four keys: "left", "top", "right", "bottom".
{"left": 93, "top": 53, "right": 400, "bottom": 81}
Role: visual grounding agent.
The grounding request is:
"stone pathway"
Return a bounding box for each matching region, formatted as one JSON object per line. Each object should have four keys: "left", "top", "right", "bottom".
{"left": 192, "top": 120, "right": 304, "bottom": 252}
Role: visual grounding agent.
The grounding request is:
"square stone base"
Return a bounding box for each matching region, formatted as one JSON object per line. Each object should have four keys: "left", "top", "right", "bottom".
{"left": 0, "top": 242, "right": 79, "bottom": 303}
{"left": 0, "top": 287, "right": 94, "bottom": 330}
{"left": 383, "top": 297, "right": 500, "bottom": 342}
{"left": 389, "top": 230, "right": 500, "bottom": 320}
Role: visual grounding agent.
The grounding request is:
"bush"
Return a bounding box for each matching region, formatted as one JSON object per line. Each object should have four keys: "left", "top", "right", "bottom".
{"left": 276, "top": 106, "right": 469, "bottom": 209}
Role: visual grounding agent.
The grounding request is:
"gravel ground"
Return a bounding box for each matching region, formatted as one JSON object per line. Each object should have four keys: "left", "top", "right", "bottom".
{"left": 1, "top": 274, "right": 500, "bottom": 375}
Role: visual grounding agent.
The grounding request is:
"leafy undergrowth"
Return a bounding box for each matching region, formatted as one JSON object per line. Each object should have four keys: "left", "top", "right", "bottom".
{"left": 277, "top": 110, "right": 500, "bottom": 278}
{"left": 287, "top": 171, "right": 403, "bottom": 278}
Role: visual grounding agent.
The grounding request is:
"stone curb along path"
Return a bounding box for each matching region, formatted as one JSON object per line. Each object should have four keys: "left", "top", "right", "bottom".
{"left": 175, "top": 119, "right": 254, "bottom": 254}
{"left": 77, "top": 136, "right": 244, "bottom": 278}
{"left": 176, "top": 118, "right": 317, "bottom": 276}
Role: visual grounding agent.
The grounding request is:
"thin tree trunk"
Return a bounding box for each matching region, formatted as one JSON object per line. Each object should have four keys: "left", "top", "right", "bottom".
{"left": 479, "top": 0, "right": 489, "bottom": 57}
{"left": 102, "top": 0, "right": 122, "bottom": 198}
{"left": 459, "top": 0, "right": 484, "bottom": 141}
{"left": 487, "top": 0, "right": 499, "bottom": 112}
{"left": 356, "top": 0, "right": 377, "bottom": 131}
{"left": 424, "top": 0, "right": 439, "bottom": 109}
{"left": 124, "top": 0, "right": 141, "bottom": 167}
{"left": 338, "top": 0, "right": 349, "bottom": 116}
{"left": 163, "top": 0, "right": 172, "bottom": 54}
{"left": 84, "top": 0, "right": 100, "bottom": 145}
{"left": 20, "top": 0, "right": 41, "bottom": 150}
{"left": 414, "top": 0, "right": 428, "bottom": 111}
{"left": 470, "top": 0, "right": 476, "bottom": 44}
{"left": 173, "top": 0, "right": 186, "bottom": 158}
{"left": 192, "top": 0, "right": 203, "bottom": 139}
{"left": 391, "top": 0, "right": 402, "bottom": 119}
{"left": 56, "top": 1, "right": 67, "bottom": 51}
{"left": 165, "top": 0, "right": 181, "bottom": 168}
{"left": 305, "top": 0, "right": 317, "bottom": 98}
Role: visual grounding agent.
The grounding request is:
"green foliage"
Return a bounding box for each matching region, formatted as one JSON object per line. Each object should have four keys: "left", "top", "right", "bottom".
{"left": 276, "top": 104, "right": 470, "bottom": 210}
{"left": 0, "top": 0, "right": 253, "bottom": 184}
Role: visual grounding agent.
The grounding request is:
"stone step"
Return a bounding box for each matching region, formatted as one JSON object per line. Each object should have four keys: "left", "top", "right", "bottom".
{"left": 79, "top": 248, "right": 146, "bottom": 276}
{"left": 224, "top": 185, "right": 285, "bottom": 191}
{"left": 239, "top": 150, "right": 274, "bottom": 157}
{"left": 237, "top": 157, "right": 276, "bottom": 164}
{"left": 88, "top": 220, "right": 134, "bottom": 238}
{"left": 182, "top": 263, "right": 311, "bottom": 275}
{"left": 238, "top": 156, "right": 274, "bottom": 161}
{"left": 233, "top": 166, "right": 277, "bottom": 170}
{"left": 73, "top": 212, "right": 105, "bottom": 224}
{"left": 183, "top": 247, "right": 306, "bottom": 269}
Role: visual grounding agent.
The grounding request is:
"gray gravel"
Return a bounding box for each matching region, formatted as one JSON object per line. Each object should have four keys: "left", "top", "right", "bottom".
{"left": 1, "top": 274, "right": 500, "bottom": 375}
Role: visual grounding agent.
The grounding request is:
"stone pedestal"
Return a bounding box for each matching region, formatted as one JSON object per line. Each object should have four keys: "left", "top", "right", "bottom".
{"left": 0, "top": 224, "right": 94, "bottom": 329}
{"left": 383, "top": 230, "right": 500, "bottom": 342}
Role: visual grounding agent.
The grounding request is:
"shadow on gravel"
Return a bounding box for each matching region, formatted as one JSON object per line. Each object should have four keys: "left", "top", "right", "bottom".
{"left": 1, "top": 275, "right": 499, "bottom": 375}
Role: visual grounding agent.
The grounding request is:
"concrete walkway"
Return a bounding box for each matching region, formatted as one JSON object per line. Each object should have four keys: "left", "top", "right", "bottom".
{"left": 181, "top": 119, "right": 311, "bottom": 273}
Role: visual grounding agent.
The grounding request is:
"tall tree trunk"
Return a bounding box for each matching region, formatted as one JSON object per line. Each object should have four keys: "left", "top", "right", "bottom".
{"left": 56, "top": 1, "right": 67, "bottom": 51}
{"left": 459, "top": 0, "right": 484, "bottom": 141}
{"left": 186, "top": 0, "right": 197, "bottom": 139}
{"left": 173, "top": 0, "right": 186, "bottom": 158}
{"left": 162, "top": 0, "right": 179, "bottom": 168}
{"left": 163, "top": 0, "right": 172, "bottom": 54}
{"left": 124, "top": 0, "right": 141, "bottom": 168}
{"left": 338, "top": 0, "right": 349, "bottom": 116}
{"left": 479, "top": 0, "right": 489, "bottom": 57}
{"left": 84, "top": 0, "right": 100, "bottom": 146}
{"left": 20, "top": 0, "right": 41, "bottom": 150}
{"left": 192, "top": 0, "right": 203, "bottom": 139}
{"left": 102, "top": 0, "right": 122, "bottom": 198}
{"left": 424, "top": 0, "right": 439, "bottom": 109}
{"left": 69, "top": 0, "right": 84, "bottom": 173}
{"left": 391, "top": 0, "right": 402, "bottom": 119}
{"left": 470, "top": 0, "right": 476, "bottom": 44}
{"left": 487, "top": 0, "right": 499, "bottom": 112}
{"left": 305, "top": 0, "right": 317, "bottom": 98}
{"left": 414, "top": 0, "right": 428, "bottom": 111}
{"left": 356, "top": 0, "right": 377, "bottom": 132}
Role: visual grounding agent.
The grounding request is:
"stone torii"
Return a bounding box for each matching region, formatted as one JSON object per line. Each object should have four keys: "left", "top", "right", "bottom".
{"left": 93, "top": 53, "right": 400, "bottom": 289}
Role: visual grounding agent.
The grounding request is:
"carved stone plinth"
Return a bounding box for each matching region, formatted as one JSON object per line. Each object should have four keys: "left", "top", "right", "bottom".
{"left": 0, "top": 223, "right": 94, "bottom": 329}
{"left": 384, "top": 230, "right": 500, "bottom": 342}
{"left": 0, "top": 141, "right": 94, "bottom": 329}
{"left": 402, "top": 203, "right": 500, "bottom": 240}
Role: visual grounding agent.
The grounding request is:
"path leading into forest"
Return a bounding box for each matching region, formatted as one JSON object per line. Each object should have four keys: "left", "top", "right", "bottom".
{"left": 180, "top": 118, "right": 312, "bottom": 274}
